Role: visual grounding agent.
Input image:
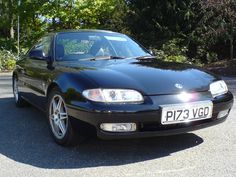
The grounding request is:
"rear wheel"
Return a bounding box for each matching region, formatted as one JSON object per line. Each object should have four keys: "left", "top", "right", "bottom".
{"left": 47, "top": 88, "right": 85, "bottom": 146}
{"left": 12, "top": 76, "right": 28, "bottom": 107}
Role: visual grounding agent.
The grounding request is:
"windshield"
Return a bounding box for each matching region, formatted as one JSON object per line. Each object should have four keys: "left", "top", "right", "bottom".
{"left": 55, "top": 32, "right": 150, "bottom": 61}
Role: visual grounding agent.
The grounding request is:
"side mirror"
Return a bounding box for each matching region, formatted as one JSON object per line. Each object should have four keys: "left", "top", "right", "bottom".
{"left": 29, "top": 49, "right": 54, "bottom": 70}
{"left": 28, "top": 50, "right": 45, "bottom": 60}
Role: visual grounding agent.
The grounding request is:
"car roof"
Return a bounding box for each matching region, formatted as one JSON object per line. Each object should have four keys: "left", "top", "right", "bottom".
{"left": 48, "top": 29, "right": 122, "bottom": 36}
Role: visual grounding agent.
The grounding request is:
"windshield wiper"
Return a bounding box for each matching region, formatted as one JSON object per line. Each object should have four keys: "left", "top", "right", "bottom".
{"left": 83, "top": 55, "right": 125, "bottom": 61}
{"left": 81, "top": 55, "right": 156, "bottom": 61}
{"left": 135, "top": 55, "right": 157, "bottom": 60}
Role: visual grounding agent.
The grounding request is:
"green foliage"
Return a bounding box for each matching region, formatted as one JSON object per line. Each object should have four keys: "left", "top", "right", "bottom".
{"left": 0, "top": 38, "right": 17, "bottom": 52}
{"left": 40, "top": 0, "right": 118, "bottom": 30}
{"left": 5, "top": 58, "right": 16, "bottom": 70}
{"left": 0, "top": 0, "right": 122, "bottom": 51}
{"left": 125, "top": 0, "right": 236, "bottom": 63}
{"left": 0, "top": 49, "right": 16, "bottom": 71}
{"left": 0, "top": 0, "right": 236, "bottom": 66}
{"left": 166, "top": 55, "right": 188, "bottom": 63}
{"left": 155, "top": 39, "right": 188, "bottom": 63}
{"left": 206, "top": 52, "right": 218, "bottom": 63}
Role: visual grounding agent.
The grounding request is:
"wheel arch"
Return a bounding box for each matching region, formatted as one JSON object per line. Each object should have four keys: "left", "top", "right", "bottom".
{"left": 46, "top": 73, "right": 95, "bottom": 104}
{"left": 46, "top": 82, "right": 61, "bottom": 98}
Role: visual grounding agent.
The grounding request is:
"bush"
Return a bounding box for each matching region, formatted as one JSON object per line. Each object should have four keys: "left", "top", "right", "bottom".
{"left": 166, "top": 55, "right": 188, "bottom": 63}
{"left": 154, "top": 38, "right": 188, "bottom": 63}
{"left": 206, "top": 52, "right": 218, "bottom": 63}
{"left": 0, "top": 38, "right": 17, "bottom": 52}
{"left": 0, "top": 49, "right": 16, "bottom": 71}
{"left": 5, "top": 59, "right": 16, "bottom": 70}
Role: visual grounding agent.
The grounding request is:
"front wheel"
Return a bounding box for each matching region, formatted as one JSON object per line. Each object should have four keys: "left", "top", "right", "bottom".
{"left": 12, "top": 76, "right": 28, "bottom": 107}
{"left": 47, "top": 88, "right": 85, "bottom": 146}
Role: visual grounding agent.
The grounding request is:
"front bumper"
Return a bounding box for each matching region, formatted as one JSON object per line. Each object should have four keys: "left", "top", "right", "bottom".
{"left": 67, "top": 91, "right": 234, "bottom": 139}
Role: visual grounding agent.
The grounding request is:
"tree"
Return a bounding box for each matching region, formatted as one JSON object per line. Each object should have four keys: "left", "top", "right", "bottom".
{"left": 1, "top": 0, "right": 236, "bottom": 63}
{"left": 0, "top": 0, "right": 47, "bottom": 51}
{"left": 0, "top": 0, "right": 122, "bottom": 51}
{"left": 200, "top": 0, "right": 236, "bottom": 60}
{"left": 0, "top": 0, "right": 15, "bottom": 39}
{"left": 40, "top": 0, "right": 119, "bottom": 30}
{"left": 125, "top": 1, "right": 200, "bottom": 47}
{"left": 124, "top": 0, "right": 236, "bottom": 62}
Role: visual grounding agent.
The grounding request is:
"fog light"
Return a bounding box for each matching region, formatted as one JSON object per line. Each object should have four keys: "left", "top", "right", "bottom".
{"left": 217, "top": 109, "right": 229, "bottom": 119}
{"left": 100, "top": 123, "right": 136, "bottom": 132}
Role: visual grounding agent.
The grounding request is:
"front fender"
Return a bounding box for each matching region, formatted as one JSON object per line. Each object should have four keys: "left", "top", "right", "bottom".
{"left": 49, "top": 72, "right": 98, "bottom": 105}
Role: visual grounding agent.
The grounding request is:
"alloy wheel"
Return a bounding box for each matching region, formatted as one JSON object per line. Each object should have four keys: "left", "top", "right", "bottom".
{"left": 49, "top": 94, "right": 69, "bottom": 139}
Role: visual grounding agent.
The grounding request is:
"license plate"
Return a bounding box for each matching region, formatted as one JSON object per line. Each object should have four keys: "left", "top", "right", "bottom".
{"left": 161, "top": 101, "right": 213, "bottom": 125}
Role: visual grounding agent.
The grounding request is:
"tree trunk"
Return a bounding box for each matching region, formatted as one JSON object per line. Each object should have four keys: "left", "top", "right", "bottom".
{"left": 10, "top": 17, "right": 14, "bottom": 39}
{"left": 230, "top": 37, "right": 233, "bottom": 60}
{"left": 230, "top": 21, "right": 234, "bottom": 60}
{"left": 7, "top": 0, "right": 14, "bottom": 39}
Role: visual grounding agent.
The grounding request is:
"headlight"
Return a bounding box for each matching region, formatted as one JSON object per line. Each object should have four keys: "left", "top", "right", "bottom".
{"left": 82, "top": 89, "right": 144, "bottom": 103}
{"left": 210, "top": 80, "right": 228, "bottom": 97}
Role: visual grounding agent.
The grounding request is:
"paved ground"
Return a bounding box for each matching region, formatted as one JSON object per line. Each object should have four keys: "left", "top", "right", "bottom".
{"left": 0, "top": 72, "right": 235, "bottom": 177}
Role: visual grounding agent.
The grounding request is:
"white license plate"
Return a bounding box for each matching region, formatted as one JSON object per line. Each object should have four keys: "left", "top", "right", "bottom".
{"left": 161, "top": 101, "right": 213, "bottom": 125}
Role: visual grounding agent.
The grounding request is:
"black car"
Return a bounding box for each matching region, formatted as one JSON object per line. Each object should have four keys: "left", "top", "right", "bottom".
{"left": 13, "top": 30, "right": 234, "bottom": 146}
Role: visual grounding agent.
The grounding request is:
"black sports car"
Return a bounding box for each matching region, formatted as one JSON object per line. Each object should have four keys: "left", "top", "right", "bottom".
{"left": 13, "top": 30, "right": 234, "bottom": 146}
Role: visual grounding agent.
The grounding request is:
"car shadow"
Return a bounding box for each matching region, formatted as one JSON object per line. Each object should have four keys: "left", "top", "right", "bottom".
{"left": 0, "top": 97, "right": 203, "bottom": 169}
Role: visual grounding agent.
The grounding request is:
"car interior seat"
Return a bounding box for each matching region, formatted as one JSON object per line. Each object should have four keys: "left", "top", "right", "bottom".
{"left": 56, "top": 44, "right": 65, "bottom": 60}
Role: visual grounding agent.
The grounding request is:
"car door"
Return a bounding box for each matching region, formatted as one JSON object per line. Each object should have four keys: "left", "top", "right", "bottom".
{"left": 21, "top": 35, "right": 54, "bottom": 111}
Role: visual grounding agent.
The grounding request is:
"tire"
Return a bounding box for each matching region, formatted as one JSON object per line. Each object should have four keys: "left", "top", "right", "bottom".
{"left": 12, "top": 76, "right": 29, "bottom": 107}
{"left": 47, "top": 87, "right": 85, "bottom": 146}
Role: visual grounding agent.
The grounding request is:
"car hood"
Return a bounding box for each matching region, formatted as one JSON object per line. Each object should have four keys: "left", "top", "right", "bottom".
{"left": 59, "top": 59, "right": 218, "bottom": 95}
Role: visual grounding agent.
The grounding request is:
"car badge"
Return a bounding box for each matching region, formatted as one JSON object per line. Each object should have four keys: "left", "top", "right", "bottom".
{"left": 175, "top": 83, "right": 183, "bottom": 89}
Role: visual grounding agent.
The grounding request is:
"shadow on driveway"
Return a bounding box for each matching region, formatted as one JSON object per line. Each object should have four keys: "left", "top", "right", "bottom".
{"left": 0, "top": 97, "right": 203, "bottom": 169}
